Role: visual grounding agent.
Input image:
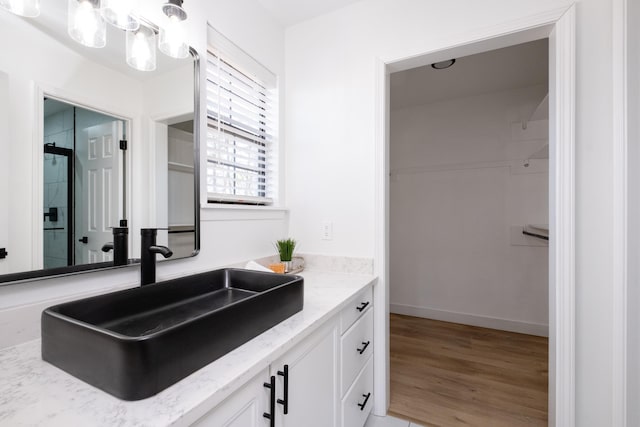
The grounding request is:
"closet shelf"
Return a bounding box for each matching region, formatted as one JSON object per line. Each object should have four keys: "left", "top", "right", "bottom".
{"left": 529, "top": 93, "right": 549, "bottom": 122}
{"left": 168, "top": 161, "right": 194, "bottom": 173}
{"left": 528, "top": 144, "right": 549, "bottom": 160}
{"left": 522, "top": 93, "right": 549, "bottom": 129}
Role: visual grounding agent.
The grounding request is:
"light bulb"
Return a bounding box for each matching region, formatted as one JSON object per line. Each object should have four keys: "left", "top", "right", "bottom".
{"left": 0, "top": 0, "right": 40, "bottom": 17}
{"left": 126, "top": 24, "right": 156, "bottom": 71}
{"left": 76, "top": 3, "right": 97, "bottom": 43}
{"left": 68, "top": 0, "right": 106, "bottom": 48}
{"left": 132, "top": 33, "right": 150, "bottom": 66}
{"left": 9, "top": 0, "right": 24, "bottom": 14}
{"left": 159, "top": 14, "right": 188, "bottom": 59}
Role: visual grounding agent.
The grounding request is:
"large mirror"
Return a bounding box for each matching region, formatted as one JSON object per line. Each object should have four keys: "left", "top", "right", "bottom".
{"left": 0, "top": 0, "right": 200, "bottom": 284}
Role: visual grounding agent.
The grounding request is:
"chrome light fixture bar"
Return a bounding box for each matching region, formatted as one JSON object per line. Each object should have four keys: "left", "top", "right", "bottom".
{"left": 101, "top": 0, "right": 139, "bottom": 31}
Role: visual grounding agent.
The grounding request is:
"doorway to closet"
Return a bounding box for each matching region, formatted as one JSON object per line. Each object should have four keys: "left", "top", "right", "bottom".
{"left": 388, "top": 39, "right": 550, "bottom": 426}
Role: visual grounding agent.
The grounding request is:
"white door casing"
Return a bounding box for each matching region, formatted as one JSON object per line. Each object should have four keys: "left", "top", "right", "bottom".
{"left": 373, "top": 5, "right": 576, "bottom": 427}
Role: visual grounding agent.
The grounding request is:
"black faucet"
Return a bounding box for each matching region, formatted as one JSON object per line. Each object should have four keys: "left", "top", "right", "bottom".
{"left": 140, "top": 228, "right": 173, "bottom": 286}
{"left": 101, "top": 227, "right": 129, "bottom": 266}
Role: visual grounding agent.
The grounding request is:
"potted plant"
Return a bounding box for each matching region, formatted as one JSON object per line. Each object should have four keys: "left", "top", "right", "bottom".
{"left": 275, "top": 238, "right": 297, "bottom": 273}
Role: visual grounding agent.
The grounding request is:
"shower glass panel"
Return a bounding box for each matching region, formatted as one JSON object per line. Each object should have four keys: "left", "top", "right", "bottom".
{"left": 43, "top": 144, "right": 73, "bottom": 268}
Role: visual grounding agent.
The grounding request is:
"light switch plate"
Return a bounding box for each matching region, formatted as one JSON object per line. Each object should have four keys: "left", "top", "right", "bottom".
{"left": 321, "top": 221, "right": 333, "bottom": 240}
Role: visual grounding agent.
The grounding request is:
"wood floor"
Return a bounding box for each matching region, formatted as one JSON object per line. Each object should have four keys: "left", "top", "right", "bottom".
{"left": 388, "top": 314, "right": 548, "bottom": 427}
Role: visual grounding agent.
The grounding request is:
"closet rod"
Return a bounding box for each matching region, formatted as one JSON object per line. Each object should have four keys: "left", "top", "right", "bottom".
{"left": 522, "top": 230, "right": 549, "bottom": 241}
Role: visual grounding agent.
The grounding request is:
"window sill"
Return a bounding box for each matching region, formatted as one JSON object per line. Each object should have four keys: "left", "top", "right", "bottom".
{"left": 200, "top": 203, "right": 289, "bottom": 221}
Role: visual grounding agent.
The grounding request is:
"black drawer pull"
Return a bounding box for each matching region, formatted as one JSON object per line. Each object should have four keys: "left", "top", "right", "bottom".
{"left": 263, "top": 376, "right": 276, "bottom": 427}
{"left": 358, "top": 392, "right": 371, "bottom": 411}
{"left": 356, "top": 301, "right": 370, "bottom": 312}
{"left": 357, "top": 341, "right": 371, "bottom": 355}
{"left": 277, "top": 364, "right": 289, "bottom": 414}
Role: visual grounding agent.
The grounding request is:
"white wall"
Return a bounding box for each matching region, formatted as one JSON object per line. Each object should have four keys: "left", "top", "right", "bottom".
{"left": 285, "top": 0, "right": 617, "bottom": 424}
{"left": 0, "top": 0, "right": 287, "bottom": 349}
{"left": 389, "top": 85, "right": 549, "bottom": 335}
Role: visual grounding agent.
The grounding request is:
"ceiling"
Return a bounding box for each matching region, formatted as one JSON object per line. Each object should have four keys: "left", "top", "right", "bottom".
{"left": 256, "top": 0, "right": 362, "bottom": 27}
{"left": 390, "top": 39, "right": 549, "bottom": 110}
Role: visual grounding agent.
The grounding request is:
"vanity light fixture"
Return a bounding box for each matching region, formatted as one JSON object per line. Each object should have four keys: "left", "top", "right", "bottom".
{"left": 158, "top": 0, "right": 189, "bottom": 59}
{"left": 0, "top": 0, "right": 40, "bottom": 17}
{"left": 431, "top": 59, "right": 456, "bottom": 70}
{"left": 100, "top": 0, "right": 139, "bottom": 31}
{"left": 68, "top": 0, "right": 106, "bottom": 48}
{"left": 126, "top": 23, "right": 157, "bottom": 71}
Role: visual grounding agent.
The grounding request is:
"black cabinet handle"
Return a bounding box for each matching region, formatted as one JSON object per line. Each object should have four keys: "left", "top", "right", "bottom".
{"left": 0, "top": 248, "right": 7, "bottom": 259}
{"left": 277, "top": 364, "right": 289, "bottom": 414}
{"left": 356, "top": 301, "right": 370, "bottom": 312}
{"left": 358, "top": 392, "right": 371, "bottom": 411}
{"left": 357, "top": 341, "right": 371, "bottom": 355}
{"left": 78, "top": 236, "right": 88, "bottom": 244}
{"left": 263, "top": 376, "right": 276, "bottom": 427}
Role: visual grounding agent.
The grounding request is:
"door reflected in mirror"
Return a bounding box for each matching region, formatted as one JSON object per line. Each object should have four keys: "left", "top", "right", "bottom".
{"left": 42, "top": 98, "right": 128, "bottom": 269}
{"left": 166, "top": 120, "right": 195, "bottom": 258}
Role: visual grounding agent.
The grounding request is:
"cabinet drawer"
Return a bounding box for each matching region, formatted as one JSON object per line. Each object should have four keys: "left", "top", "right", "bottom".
{"left": 340, "top": 286, "right": 373, "bottom": 334}
{"left": 340, "top": 308, "right": 373, "bottom": 396}
{"left": 342, "top": 357, "right": 374, "bottom": 427}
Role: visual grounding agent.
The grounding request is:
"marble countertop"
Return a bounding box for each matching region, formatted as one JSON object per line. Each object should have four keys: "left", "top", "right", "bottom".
{"left": 0, "top": 271, "right": 376, "bottom": 426}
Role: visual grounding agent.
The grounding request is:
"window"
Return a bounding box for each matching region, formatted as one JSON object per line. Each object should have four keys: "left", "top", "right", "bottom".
{"left": 206, "top": 28, "right": 277, "bottom": 205}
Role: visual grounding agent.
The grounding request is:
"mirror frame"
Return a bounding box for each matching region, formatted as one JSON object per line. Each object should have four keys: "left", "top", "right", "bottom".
{"left": 191, "top": 47, "right": 202, "bottom": 259}
{"left": 0, "top": 48, "right": 200, "bottom": 285}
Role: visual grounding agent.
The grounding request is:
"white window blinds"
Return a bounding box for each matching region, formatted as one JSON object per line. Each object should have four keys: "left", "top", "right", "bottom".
{"left": 206, "top": 29, "right": 277, "bottom": 205}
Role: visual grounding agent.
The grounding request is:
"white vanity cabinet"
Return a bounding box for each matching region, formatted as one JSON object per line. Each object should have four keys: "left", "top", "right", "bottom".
{"left": 192, "top": 368, "right": 270, "bottom": 427}
{"left": 193, "top": 321, "right": 339, "bottom": 427}
{"left": 191, "top": 284, "right": 374, "bottom": 427}
{"left": 339, "top": 287, "right": 374, "bottom": 427}
{"left": 271, "top": 321, "right": 339, "bottom": 427}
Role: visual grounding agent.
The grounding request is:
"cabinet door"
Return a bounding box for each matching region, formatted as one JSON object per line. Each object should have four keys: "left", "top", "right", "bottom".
{"left": 272, "top": 321, "right": 339, "bottom": 427}
{"left": 192, "top": 368, "right": 270, "bottom": 427}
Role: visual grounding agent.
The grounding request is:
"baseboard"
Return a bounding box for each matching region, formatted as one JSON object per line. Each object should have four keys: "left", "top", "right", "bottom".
{"left": 390, "top": 303, "right": 549, "bottom": 337}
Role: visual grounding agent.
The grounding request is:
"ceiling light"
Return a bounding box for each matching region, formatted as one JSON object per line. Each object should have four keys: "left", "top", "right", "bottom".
{"left": 68, "top": 0, "right": 106, "bottom": 48}
{"left": 101, "top": 0, "right": 139, "bottom": 31}
{"left": 0, "top": 0, "right": 40, "bottom": 17}
{"left": 431, "top": 59, "right": 456, "bottom": 70}
{"left": 126, "top": 24, "right": 156, "bottom": 71}
{"left": 158, "top": 0, "right": 188, "bottom": 59}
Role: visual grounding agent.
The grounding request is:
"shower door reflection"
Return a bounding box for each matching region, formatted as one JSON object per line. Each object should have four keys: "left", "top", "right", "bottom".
{"left": 43, "top": 144, "right": 72, "bottom": 268}
{"left": 42, "top": 98, "right": 127, "bottom": 269}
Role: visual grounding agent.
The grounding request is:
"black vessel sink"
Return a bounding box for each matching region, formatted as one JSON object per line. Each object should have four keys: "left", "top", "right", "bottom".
{"left": 41, "top": 268, "right": 303, "bottom": 400}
